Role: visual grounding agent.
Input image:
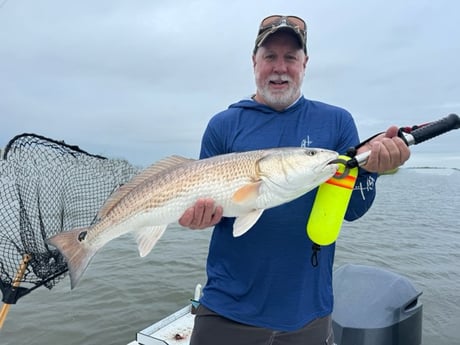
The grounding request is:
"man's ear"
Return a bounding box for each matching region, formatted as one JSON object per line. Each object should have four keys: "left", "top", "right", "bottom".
{"left": 304, "top": 55, "right": 309, "bottom": 69}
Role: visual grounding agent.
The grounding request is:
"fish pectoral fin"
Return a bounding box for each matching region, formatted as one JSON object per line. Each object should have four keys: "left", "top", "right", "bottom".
{"left": 232, "top": 182, "right": 262, "bottom": 205}
{"left": 133, "top": 225, "right": 168, "bottom": 257}
{"left": 233, "top": 209, "right": 264, "bottom": 237}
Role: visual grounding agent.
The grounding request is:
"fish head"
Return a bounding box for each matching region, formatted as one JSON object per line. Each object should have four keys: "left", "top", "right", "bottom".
{"left": 256, "top": 147, "right": 339, "bottom": 198}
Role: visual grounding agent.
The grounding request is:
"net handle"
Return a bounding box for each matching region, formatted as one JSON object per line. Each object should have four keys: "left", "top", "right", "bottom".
{"left": 0, "top": 254, "right": 32, "bottom": 329}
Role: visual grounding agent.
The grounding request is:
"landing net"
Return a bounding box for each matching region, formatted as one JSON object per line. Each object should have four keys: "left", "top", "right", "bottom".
{"left": 0, "top": 133, "right": 139, "bottom": 304}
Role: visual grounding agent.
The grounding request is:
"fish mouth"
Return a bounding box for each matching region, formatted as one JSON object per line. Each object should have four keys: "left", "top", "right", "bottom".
{"left": 314, "top": 158, "right": 339, "bottom": 175}
{"left": 327, "top": 158, "right": 352, "bottom": 179}
{"left": 320, "top": 157, "right": 343, "bottom": 174}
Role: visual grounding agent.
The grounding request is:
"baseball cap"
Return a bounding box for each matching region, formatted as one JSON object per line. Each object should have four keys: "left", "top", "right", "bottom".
{"left": 254, "top": 15, "right": 307, "bottom": 54}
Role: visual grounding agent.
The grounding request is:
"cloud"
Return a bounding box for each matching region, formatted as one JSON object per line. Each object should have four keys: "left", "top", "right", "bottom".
{"left": 1, "top": 0, "right": 459, "bottom": 166}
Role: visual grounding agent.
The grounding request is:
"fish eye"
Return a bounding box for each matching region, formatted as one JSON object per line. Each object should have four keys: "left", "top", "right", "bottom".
{"left": 305, "top": 150, "right": 316, "bottom": 156}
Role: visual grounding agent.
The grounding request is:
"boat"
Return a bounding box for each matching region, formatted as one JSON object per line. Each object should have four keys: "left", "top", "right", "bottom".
{"left": 127, "top": 264, "right": 423, "bottom": 345}
{"left": 127, "top": 284, "right": 201, "bottom": 345}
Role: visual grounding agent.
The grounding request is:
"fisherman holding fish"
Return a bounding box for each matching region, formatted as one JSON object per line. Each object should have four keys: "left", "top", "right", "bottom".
{"left": 46, "top": 13, "right": 411, "bottom": 345}
{"left": 179, "top": 15, "right": 410, "bottom": 345}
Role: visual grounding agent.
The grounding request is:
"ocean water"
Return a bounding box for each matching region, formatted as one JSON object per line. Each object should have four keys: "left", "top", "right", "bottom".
{"left": 1, "top": 167, "right": 459, "bottom": 345}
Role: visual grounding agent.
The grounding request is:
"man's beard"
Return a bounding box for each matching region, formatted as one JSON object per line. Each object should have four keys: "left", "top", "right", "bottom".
{"left": 255, "top": 73, "right": 304, "bottom": 110}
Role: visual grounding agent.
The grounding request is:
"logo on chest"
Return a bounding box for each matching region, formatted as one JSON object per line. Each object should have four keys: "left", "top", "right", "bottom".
{"left": 300, "top": 135, "right": 313, "bottom": 147}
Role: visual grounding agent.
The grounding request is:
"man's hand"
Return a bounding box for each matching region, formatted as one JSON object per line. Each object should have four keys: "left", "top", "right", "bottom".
{"left": 178, "top": 198, "right": 223, "bottom": 230}
{"left": 358, "top": 126, "right": 411, "bottom": 173}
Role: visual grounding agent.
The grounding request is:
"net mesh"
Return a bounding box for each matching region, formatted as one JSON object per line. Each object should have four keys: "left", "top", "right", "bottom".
{"left": 0, "top": 133, "right": 139, "bottom": 304}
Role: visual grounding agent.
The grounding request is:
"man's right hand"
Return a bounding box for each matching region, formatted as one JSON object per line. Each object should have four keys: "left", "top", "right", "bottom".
{"left": 178, "top": 198, "right": 223, "bottom": 230}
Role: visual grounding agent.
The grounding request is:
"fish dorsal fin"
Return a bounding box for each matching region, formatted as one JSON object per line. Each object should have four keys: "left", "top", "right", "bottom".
{"left": 231, "top": 181, "right": 262, "bottom": 205}
{"left": 97, "top": 155, "right": 194, "bottom": 218}
{"left": 233, "top": 209, "right": 265, "bottom": 237}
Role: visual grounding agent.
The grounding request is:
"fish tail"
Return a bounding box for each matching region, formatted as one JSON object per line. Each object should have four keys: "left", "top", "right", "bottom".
{"left": 47, "top": 227, "right": 98, "bottom": 289}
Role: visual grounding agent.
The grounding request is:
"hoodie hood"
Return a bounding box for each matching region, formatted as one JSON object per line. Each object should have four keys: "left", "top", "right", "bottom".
{"left": 228, "top": 96, "right": 306, "bottom": 115}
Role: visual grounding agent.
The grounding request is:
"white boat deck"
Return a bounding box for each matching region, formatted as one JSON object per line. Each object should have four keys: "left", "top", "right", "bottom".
{"left": 128, "top": 285, "right": 201, "bottom": 345}
{"left": 128, "top": 305, "right": 195, "bottom": 345}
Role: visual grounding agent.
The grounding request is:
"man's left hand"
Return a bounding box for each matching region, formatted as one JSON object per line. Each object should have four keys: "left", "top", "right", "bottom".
{"left": 358, "top": 126, "right": 411, "bottom": 173}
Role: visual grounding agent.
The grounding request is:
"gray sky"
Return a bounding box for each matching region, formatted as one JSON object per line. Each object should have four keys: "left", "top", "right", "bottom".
{"left": 1, "top": 0, "right": 459, "bottom": 167}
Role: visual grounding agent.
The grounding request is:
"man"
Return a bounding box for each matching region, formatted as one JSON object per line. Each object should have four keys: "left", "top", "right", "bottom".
{"left": 180, "top": 15, "right": 410, "bottom": 345}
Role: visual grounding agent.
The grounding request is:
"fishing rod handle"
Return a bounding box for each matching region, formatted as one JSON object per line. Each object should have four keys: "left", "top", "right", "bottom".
{"left": 405, "top": 113, "right": 460, "bottom": 145}
{"left": 351, "top": 113, "right": 459, "bottom": 168}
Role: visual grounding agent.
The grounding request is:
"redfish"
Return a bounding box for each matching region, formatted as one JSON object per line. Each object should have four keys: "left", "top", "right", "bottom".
{"left": 47, "top": 147, "right": 338, "bottom": 288}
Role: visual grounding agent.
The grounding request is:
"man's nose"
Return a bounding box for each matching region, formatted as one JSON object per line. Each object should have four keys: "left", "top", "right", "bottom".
{"left": 273, "top": 59, "right": 288, "bottom": 73}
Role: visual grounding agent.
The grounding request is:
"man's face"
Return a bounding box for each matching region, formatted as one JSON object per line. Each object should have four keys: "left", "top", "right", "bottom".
{"left": 253, "top": 31, "right": 308, "bottom": 111}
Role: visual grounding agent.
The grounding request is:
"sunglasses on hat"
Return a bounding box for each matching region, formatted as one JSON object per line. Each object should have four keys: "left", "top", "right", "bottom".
{"left": 254, "top": 15, "right": 307, "bottom": 54}
{"left": 258, "top": 15, "right": 306, "bottom": 35}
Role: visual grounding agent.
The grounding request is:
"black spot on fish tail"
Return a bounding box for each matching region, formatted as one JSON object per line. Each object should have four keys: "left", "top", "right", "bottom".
{"left": 78, "top": 230, "right": 87, "bottom": 242}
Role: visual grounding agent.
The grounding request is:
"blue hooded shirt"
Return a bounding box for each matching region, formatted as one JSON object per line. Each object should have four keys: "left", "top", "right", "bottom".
{"left": 198, "top": 96, "right": 377, "bottom": 331}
